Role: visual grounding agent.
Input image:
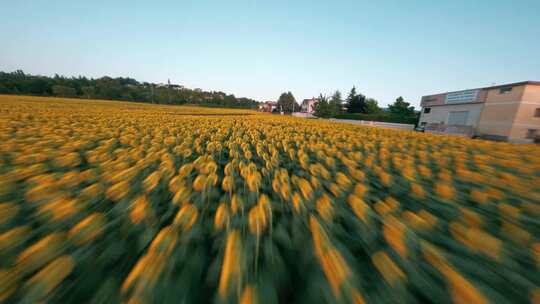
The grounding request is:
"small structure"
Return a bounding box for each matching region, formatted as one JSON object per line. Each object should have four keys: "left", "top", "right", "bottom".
{"left": 170, "top": 84, "right": 186, "bottom": 91}
{"left": 300, "top": 98, "right": 318, "bottom": 114}
{"left": 259, "top": 101, "right": 278, "bottom": 112}
{"left": 419, "top": 81, "right": 540, "bottom": 143}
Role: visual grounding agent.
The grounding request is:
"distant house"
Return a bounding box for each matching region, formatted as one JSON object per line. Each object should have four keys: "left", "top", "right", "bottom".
{"left": 340, "top": 102, "right": 348, "bottom": 113}
{"left": 151, "top": 82, "right": 187, "bottom": 91}
{"left": 259, "top": 101, "right": 278, "bottom": 112}
{"left": 170, "top": 84, "right": 186, "bottom": 91}
{"left": 301, "top": 98, "right": 318, "bottom": 114}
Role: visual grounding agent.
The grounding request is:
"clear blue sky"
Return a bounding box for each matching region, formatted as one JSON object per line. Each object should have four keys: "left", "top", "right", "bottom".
{"left": 1, "top": 0, "right": 539, "bottom": 107}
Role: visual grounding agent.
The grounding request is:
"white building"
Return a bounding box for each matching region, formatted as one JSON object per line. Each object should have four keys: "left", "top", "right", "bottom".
{"left": 301, "top": 98, "right": 318, "bottom": 114}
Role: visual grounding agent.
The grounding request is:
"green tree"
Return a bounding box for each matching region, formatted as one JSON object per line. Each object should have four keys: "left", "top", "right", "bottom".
{"left": 0, "top": 84, "right": 11, "bottom": 94}
{"left": 345, "top": 86, "right": 366, "bottom": 113}
{"left": 329, "top": 90, "right": 342, "bottom": 115}
{"left": 277, "top": 91, "right": 297, "bottom": 113}
{"left": 0, "top": 70, "right": 259, "bottom": 109}
{"left": 26, "top": 77, "right": 52, "bottom": 95}
{"left": 52, "top": 85, "right": 76, "bottom": 98}
{"left": 388, "top": 96, "right": 415, "bottom": 116}
{"left": 365, "top": 98, "right": 382, "bottom": 114}
{"left": 82, "top": 86, "right": 96, "bottom": 99}
{"left": 313, "top": 94, "right": 333, "bottom": 118}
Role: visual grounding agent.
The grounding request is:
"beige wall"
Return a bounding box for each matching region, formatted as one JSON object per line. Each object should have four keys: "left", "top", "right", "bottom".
{"left": 484, "top": 85, "right": 526, "bottom": 103}
{"left": 508, "top": 85, "right": 540, "bottom": 141}
{"left": 476, "top": 85, "right": 525, "bottom": 138}
{"left": 477, "top": 84, "right": 540, "bottom": 141}
{"left": 520, "top": 84, "right": 540, "bottom": 102}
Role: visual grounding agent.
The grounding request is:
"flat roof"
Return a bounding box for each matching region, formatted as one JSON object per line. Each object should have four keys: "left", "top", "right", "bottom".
{"left": 423, "top": 80, "right": 540, "bottom": 97}
{"left": 480, "top": 81, "right": 540, "bottom": 90}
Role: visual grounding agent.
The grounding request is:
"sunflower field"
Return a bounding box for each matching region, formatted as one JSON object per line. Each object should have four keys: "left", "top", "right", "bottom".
{"left": 1, "top": 95, "right": 539, "bottom": 304}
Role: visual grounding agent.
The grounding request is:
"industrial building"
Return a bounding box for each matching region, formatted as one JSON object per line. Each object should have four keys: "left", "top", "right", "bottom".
{"left": 419, "top": 81, "right": 540, "bottom": 143}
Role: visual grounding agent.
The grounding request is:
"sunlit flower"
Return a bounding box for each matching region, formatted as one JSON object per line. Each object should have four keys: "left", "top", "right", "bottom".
{"left": 222, "top": 175, "right": 234, "bottom": 192}
{"left": 106, "top": 180, "right": 131, "bottom": 201}
{"left": 69, "top": 213, "right": 106, "bottom": 245}
{"left": 435, "top": 183, "right": 455, "bottom": 201}
{"left": 214, "top": 203, "right": 230, "bottom": 231}
{"left": 371, "top": 251, "right": 406, "bottom": 287}
{"left": 173, "top": 204, "right": 198, "bottom": 231}
{"left": 298, "top": 178, "right": 313, "bottom": 200}
{"left": 248, "top": 205, "right": 267, "bottom": 236}
{"left": 218, "top": 230, "right": 242, "bottom": 298}
{"left": 22, "top": 255, "right": 75, "bottom": 302}
{"left": 316, "top": 194, "right": 334, "bottom": 223}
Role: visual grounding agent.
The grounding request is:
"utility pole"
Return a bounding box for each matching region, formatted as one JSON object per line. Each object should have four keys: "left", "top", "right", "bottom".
{"left": 167, "top": 79, "right": 171, "bottom": 104}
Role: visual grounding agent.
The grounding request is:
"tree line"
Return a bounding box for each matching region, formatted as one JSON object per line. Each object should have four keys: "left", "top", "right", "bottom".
{"left": 276, "top": 87, "right": 418, "bottom": 124}
{"left": 0, "top": 70, "right": 259, "bottom": 109}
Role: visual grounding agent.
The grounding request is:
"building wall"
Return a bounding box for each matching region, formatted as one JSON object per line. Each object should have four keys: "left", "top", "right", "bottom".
{"left": 476, "top": 85, "right": 526, "bottom": 139}
{"left": 484, "top": 85, "right": 526, "bottom": 103}
{"left": 521, "top": 83, "right": 540, "bottom": 101}
{"left": 419, "top": 103, "right": 484, "bottom": 127}
{"left": 309, "top": 100, "right": 317, "bottom": 113}
{"left": 508, "top": 85, "right": 540, "bottom": 142}
{"left": 301, "top": 100, "right": 317, "bottom": 114}
{"left": 420, "top": 93, "right": 446, "bottom": 107}
{"left": 420, "top": 89, "right": 487, "bottom": 107}
{"left": 419, "top": 82, "right": 540, "bottom": 141}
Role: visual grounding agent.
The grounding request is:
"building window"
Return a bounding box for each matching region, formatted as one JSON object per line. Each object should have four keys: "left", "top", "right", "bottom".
{"left": 499, "top": 87, "right": 513, "bottom": 94}
{"left": 526, "top": 129, "right": 538, "bottom": 139}
{"left": 420, "top": 122, "right": 427, "bottom": 126}
{"left": 535, "top": 108, "right": 540, "bottom": 117}
{"left": 448, "top": 111, "right": 469, "bottom": 125}
{"left": 423, "top": 107, "right": 431, "bottom": 114}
